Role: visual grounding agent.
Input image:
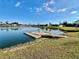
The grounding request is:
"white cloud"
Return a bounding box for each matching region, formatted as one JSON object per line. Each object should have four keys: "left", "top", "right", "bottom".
{"left": 57, "top": 8, "right": 67, "bottom": 12}
{"left": 43, "top": 3, "right": 48, "bottom": 8}
{"left": 45, "top": 7, "right": 55, "bottom": 13}
{"left": 28, "top": 7, "right": 42, "bottom": 13}
{"left": 43, "top": 0, "right": 54, "bottom": 7}
{"left": 29, "top": 0, "right": 55, "bottom": 13}
{"left": 71, "top": 11, "right": 77, "bottom": 14}
{"left": 43, "top": 0, "right": 55, "bottom": 13}
{"left": 49, "top": 0, "right": 55, "bottom": 4}
{"left": 15, "top": 2, "right": 21, "bottom": 7}
{"left": 28, "top": 8, "right": 33, "bottom": 12}
{"left": 35, "top": 7, "right": 42, "bottom": 12}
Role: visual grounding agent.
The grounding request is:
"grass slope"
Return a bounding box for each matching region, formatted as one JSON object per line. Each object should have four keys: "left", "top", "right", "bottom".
{"left": 59, "top": 27, "right": 79, "bottom": 32}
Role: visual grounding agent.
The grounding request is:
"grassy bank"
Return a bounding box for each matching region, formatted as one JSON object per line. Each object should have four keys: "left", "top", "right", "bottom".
{"left": 59, "top": 27, "right": 79, "bottom": 32}
{"left": 38, "top": 25, "right": 79, "bottom": 32}
{"left": 0, "top": 32, "right": 79, "bottom": 59}
{"left": 46, "top": 26, "right": 79, "bottom": 32}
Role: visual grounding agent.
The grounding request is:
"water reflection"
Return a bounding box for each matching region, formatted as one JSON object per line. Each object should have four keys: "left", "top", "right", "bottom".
{"left": 0, "top": 27, "right": 64, "bottom": 35}
{"left": 0, "top": 27, "right": 20, "bottom": 31}
{"left": 39, "top": 27, "right": 64, "bottom": 35}
{"left": 0, "top": 27, "right": 64, "bottom": 48}
{"left": 0, "top": 27, "right": 33, "bottom": 48}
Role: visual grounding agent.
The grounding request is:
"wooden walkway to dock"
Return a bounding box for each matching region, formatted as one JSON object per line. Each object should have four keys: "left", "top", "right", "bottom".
{"left": 24, "top": 32, "right": 66, "bottom": 39}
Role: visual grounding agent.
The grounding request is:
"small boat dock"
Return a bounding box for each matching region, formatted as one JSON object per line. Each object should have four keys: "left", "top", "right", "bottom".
{"left": 24, "top": 32, "right": 66, "bottom": 39}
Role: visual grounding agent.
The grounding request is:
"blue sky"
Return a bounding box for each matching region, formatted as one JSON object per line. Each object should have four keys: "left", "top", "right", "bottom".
{"left": 0, "top": 0, "right": 79, "bottom": 24}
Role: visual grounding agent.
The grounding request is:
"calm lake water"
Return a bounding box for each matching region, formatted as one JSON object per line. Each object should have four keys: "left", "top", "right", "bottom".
{"left": 0, "top": 27, "right": 64, "bottom": 48}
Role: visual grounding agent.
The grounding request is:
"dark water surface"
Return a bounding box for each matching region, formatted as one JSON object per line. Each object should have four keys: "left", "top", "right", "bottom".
{"left": 0, "top": 27, "right": 64, "bottom": 48}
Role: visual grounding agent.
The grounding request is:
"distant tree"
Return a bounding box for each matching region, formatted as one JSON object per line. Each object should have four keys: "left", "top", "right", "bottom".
{"left": 74, "top": 20, "right": 79, "bottom": 24}
{"left": 5, "top": 21, "right": 9, "bottom": 24}
{"left": 11, "top": 22, "right": 19, "bottom": 24}
{"left": 48, "top": 22, "right": 52, "bottom": 26}
{"left": 74, "top": 20, "right": 79, "bottom": 27}
{"left": 62, "top": 21, "right": 68, "bottom": 26}
{"left": 0, "top": 21, "right": 3, "bottom": 24}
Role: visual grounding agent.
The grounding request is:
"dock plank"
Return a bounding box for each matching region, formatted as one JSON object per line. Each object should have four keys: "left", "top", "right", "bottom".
{"left": 25, "top": 32, "right": 41, "bottom": 39}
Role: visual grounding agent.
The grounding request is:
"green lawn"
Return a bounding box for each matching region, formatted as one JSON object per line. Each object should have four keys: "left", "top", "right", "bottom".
{"left": 36, "top": 25, "right": 79, "bottom": 32}
{"left": 42, "top": 26, "right": 79, "bottom": 32}
{"left": 0, "top": 32, "right": 79, "bottom": 59}
{"left": 59, "top": 27, "right": 79, "bottom": 32}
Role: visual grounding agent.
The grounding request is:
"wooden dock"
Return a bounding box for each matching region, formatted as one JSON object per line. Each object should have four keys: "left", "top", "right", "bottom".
{"left": 24, "top": 32, "right": 66, "bottom": 39}
{"left": 25, "top": 32, "right": 41, "bottom": 39}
